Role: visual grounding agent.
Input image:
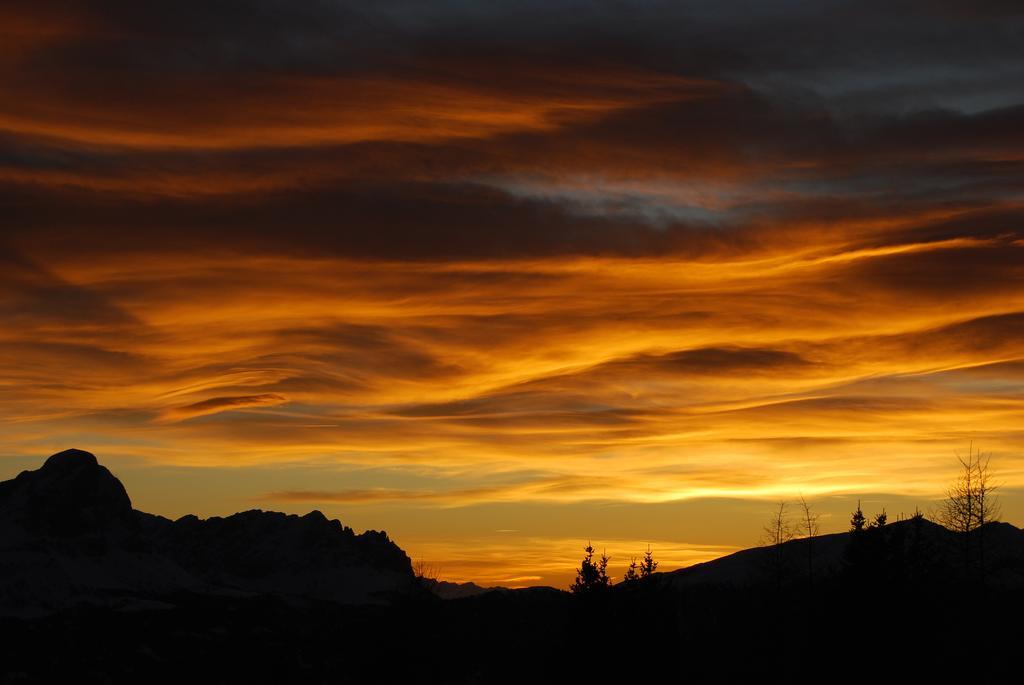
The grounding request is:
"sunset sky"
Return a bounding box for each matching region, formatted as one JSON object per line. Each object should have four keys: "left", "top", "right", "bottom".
{"left": 2, "top": 1, "right": 1023, "bottom": 587}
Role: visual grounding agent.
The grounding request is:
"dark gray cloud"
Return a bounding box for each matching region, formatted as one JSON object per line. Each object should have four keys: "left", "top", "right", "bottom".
{"left": 0, "top": 251, "right": 139, "bottom": 328}
{"left": 2, "top": 0, "right": 1022, "bottom": 262}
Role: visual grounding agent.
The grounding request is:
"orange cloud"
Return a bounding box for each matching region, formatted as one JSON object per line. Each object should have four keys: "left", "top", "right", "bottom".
{"left": 0, "top": 68, "right": 720, "bottom": 151}
{"left": 3, "top": 240, "right": 1023, "bottom": 497}
{"left": 159, "top": 394, "right": 289, "bottom": 423}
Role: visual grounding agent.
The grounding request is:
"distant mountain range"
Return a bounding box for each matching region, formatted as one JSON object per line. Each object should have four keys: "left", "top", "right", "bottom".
{"left": 419, "top": 578, "right": 498, "bottom": 599}
{"left": 0, "top": 449, "right": 421, "bottom": 615}
{"left": 5, "top": 449, "right": 1024, "bottom": 618}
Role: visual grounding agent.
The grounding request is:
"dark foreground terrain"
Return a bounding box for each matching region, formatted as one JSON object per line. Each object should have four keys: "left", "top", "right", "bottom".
{"left": 2, "top": 451, "right": 1022, "bottom": 683}
{"left": 3, "top": 574, "right": 1022, "bottom": 683}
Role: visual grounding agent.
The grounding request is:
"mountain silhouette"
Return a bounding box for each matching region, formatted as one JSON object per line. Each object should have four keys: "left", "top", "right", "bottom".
{"left": 0, "top": 448, "right": 134, "bottom": 538}
{"left": 0, "top": 450, "right": 419, "bottom": 615}
{"left": 657, "top": 516, "right": 1024, "bottom": 590}
{"left": 420, "top": 578, "right": 500, "bottom": 599}
{"left": 140, "top": 508, "right": 418, "bottom": 604}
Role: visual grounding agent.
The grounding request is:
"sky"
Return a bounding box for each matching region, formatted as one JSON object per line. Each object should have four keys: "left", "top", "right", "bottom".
{"left": 2, "top": 0, "right": 1024, "bottom": 588}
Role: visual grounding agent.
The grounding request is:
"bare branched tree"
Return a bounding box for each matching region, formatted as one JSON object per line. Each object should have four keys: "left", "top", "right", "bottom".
{"left": 798, "top": 495, "right": 820, "bottom": 588}
{"left": 976, "top": 456, "right": 1001, "bottom": 584}
{"left": 974, "top": 454, "right": 1001, "bottom": 527}
{"left": 936, "top": 445, "right": 1001, "bottom": 581}
{"left": 762, "top": 500, "right": 796, "bottom": 590}
{"left": 412, "top": 558, "right": 440, "bottom": 583}
{"left": 763, "top": 500, "right": 797, "bottom": 547}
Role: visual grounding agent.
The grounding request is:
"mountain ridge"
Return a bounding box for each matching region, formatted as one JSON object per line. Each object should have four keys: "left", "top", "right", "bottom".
{"left": 652, "top": 515, "right": 1024, "bottom": 590}
{"left": 0, "top": 449, "right": 421, "bottom": 614}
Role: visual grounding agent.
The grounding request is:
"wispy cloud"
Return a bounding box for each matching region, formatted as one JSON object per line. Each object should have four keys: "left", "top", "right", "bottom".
{"left": 158, "top": 394, "right": 289, "bottom": 423}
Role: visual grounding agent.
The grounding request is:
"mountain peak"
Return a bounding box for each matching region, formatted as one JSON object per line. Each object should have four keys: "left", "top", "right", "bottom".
{"left": 41, "top": 448, "right": 99, "bottom": 471}
{"left": 1, "top": 450, "right": 423, "bottom": 610}
{"left": 2, "top": 449, "right": 134, "bottom": 538}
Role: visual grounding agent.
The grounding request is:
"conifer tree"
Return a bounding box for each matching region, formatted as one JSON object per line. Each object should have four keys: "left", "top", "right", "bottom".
{"left": 571, "top": 543, "right": 599, "bottom": 594}
{"left": 845, "top": 501, "right": 890, "bottom": 587}
{"left": 850, "top": 500, "right": 866, "bottom": 532}
{"left": 622, "top": 557, "right": 640, "bottom": 583}
{"left": 844, "top": 501, "right": 869, "bottom": 585}
{"left": 597, "top": 550, "right": 611, "bottom": 586}
{"left": 639, "top": 545, "right": 658, "bottom": 578}
{"left": 571, "top": 543, "right": 611, "bottom": 593}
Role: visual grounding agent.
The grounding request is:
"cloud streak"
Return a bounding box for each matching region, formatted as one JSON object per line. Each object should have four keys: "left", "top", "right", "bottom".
{"left": 159, "top": 394, "right": 289, "bottom": 422}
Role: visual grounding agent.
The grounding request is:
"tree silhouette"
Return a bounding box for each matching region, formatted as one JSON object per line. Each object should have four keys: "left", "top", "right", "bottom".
{"left": 597, "top": 550, "right": 610, "bottom": 586}
{"left": 763, "top": 500, "right": 796, "bottom": 546}
{"left": 622, "top": 557, "right": 640, "bottom": 584}
{"left": 850, "top": 501, "right": 866, "bottom": 532}
{"left": 845, "top": 501, "right": 867, "bottom": 581}
{"left": 571, "top": 543, "right": 611, "bottom": 594}
{"left": 412, "top": 558, "right": 439, "bottom": 583}
{"left": 798, "top": 495, "right": 819, "bottom": 588}
{"left": 844, "top": 501, "right": 890, "bottom": 588}
{"left": 762, "top": 501, "right": 796, "bottom": 590}
{"left": 639, "top": 546, "right": 658, "bottom": 578}
{"left": 937, "top": 446, "right": 1001, "bottom": 582}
